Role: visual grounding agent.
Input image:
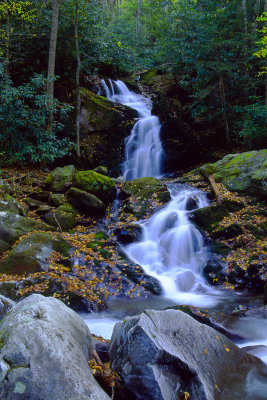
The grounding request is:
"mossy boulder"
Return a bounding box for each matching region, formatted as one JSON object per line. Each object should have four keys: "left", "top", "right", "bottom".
{"left": 0, "top": 232, "right": 71, "bottom": 275}
{"left": 73, "top": 170, "right": 116, "bottom": 204}
{"left": 200, "top": 150, "right": 267, "bottom": 198}
{"left": 0, "top": 194, "right": 27, "bottom": 216}
{"left": 45, "top": 165, "right": 75, "bottom": 193}
{"left": 43, "top": 203, "right": 77, "bottom": 231}
{"left": 79, "top": 88, "right": 137, "bottom": 173}
{"left": 67, "top": 188, "right": 105, "bottom": 216}
{"left": 121, "top": 177, "right": 171, "bottom": 218}
{"left": 28, "top": 191, "right": 50, "bottom": 203}
{"left": 0, "top": 212, "right": 53, "bottom": 250}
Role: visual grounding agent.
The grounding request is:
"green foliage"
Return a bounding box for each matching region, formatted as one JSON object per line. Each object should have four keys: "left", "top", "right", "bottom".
{"left": 234, "top": 97, "right": 267, "bottom": 146}
{"left": 0, "top": 62, "right": 72, "bottom": 165}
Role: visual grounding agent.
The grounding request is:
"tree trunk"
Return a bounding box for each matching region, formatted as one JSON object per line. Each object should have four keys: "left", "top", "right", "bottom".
{"left": 216, "top": 47, "right": 231, "bottom": 148}
{"left": 136, "top": 0, "right": 141, "bottom": 37}
{"left": 242, "top": 0, "right": 248, "bottom": 36}
{"left": 75, "top": 0, "right": 81, "bottom": 158}
{"left": 47, "top": 0, "right": 61, "bottom": 131}
{"left": 253, "top": 0, "right": 262, "bottom": 35}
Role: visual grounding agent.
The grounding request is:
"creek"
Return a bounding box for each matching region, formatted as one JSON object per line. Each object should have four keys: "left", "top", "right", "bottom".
{"left": 82, "top": 80, "right": 267, "bottom": 398}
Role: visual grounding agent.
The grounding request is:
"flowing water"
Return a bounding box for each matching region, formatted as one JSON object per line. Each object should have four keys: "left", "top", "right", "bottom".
{"left": 82, "top": 80, "right": 267, "bottom": 398}
{"left": 101, "top": 79, "right": 163, "bottom": 180}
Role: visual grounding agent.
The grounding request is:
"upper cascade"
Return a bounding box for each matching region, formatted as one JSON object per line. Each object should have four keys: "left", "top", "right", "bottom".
{"left": 101, "top": 79, "right": 164, "bottom": 180}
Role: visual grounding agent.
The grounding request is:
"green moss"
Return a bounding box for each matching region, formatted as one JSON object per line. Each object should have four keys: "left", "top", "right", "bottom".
{"left": 73, "top": 170, "right": 116, "bottom": 204}
{"left": 99, "top": 249, "right": 112, "bottom": 259}
{"left": 94, "top": 231, "right": 108, "bottom": 240}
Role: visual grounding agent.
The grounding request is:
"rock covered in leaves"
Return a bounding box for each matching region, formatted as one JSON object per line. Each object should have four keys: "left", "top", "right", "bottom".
{"left": 45, "top": 165, "right": 75, "bottom": 192}
{"left": 0, "top": 294, "right": 110, "bottom": 400}
{"left": 109, "top": 309, "right": 263, "bottom": 400}
{"left": 200, "top": 150, "right": 267, "bottom": 198}
{"left": 0, "top": 232, "right": 71, "bottom": 275}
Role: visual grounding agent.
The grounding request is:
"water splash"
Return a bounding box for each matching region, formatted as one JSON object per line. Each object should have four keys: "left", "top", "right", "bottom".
{"left": 101, "top": 79, "right": 164, "bottom": 180}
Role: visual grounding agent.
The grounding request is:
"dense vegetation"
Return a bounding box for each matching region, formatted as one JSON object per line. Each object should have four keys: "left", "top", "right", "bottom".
{"left": 0, "top": 0, "right": 266, "bottom": 166}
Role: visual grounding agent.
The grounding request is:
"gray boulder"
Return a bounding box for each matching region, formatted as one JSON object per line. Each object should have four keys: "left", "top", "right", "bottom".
{"left": 67, "top": 187, "right": 106, "bottom": 216}
{"left": 109, "top": 309, "right": 263, "bottom": 400}
{"left": 0, "top": 294, "right": 110, "bottom": 400}
{"left": 0, "top": 295, "right": 15, "bottom": 320}
{"left": 45, "top": 165, "right": 75, "bottom": 193}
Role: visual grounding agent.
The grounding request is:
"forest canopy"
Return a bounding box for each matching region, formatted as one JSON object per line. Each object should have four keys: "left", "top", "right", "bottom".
{"left": 0, "top": 0, "right": 266, "bottom": 166}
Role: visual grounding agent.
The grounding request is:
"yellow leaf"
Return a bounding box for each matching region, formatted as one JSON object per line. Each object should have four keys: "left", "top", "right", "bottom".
{"left": 225, "top": 347, "right": 230, "bottom": 352}
{"left": 183, "top": 392, "right": 190, "bottom": 400}
{"left": 203, "top": 348, "right": 208, "bottom": 355}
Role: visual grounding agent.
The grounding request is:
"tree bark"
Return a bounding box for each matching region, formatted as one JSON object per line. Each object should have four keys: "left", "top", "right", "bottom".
{"left": 216, "top": 47, "right": 231, "bottom": 148}
{"left": 75, "top": 0, "right": 81, "bottom": 158}
{"left": 47, "top": 0, "right": 61, "bottom": 131}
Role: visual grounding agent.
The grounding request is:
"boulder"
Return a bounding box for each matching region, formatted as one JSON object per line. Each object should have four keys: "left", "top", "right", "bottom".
{"left": 79, "top": 88, "right": 137, "bottom": 173}
{"left": 23, "top": 197, "right": 44, "bottom": 210}
{"left": 28, "top": 191, "right": 50, "bottom": 203}
{"left": 67, "top": 188, "right": 105, "bottom": 216}
{"left": 0, "top": 232, "right": 71, "bottom": 275}
{"left": 200, "top": 150, "right": 267, "bottom": 198}
{"left": 73, "top": 170, "right": 116, "bottom": 204}
{"left": 0, "top": 294, "right": 110, "bottom": 400}
{"left": 121, "top": 177, "right": 170, "bottom": 218}
{"left": 43, "top": 203, "right": 77, "bottom": 231}
{"left": 109, "top": 309, "right": 263, "bottom": 400}
{"left": 113, "top": 224, "right": 143, "bottom": 245}
{"left": 0, "top": 194, "right": 27, "bottom": 216}
{"left": 45, "top": 165, "right": 75, "bottom": 192}
{"left": 94, "top": 166, "right": 108, "bottom": 176}
{"left": 0, "top": 212, "right": 53, "bottom": 249}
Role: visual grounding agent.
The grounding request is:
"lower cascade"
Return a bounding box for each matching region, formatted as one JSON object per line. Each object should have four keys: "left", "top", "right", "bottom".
{"left": 101, "top": 78, "right": 163, "bottom": 180}
{"left": 124, "top": 184, "right": 217, "bottom": 306}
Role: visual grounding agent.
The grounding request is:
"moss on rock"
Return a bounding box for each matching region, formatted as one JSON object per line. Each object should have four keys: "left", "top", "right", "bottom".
{"left": 45, "top": 165, "right": 75, "bottom": 193}
{"left": 73, "top": 170, "right": 116, "bottom": 204}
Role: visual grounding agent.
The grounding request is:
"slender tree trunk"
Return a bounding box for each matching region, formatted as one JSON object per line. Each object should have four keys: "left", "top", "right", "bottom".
{"left": 242, "top": 0, "right": 248, "bottom": 36}
{"left": 216, "top": 47, "right": 231, "bottom": 148}
{"left": 136, "top": 0, "right": 141, "bottom": 37}
{"left": 75, "top": 0, "right": 81, "bottom": 158}
{"left": 47, "top": 0, "right": 61, "bottom": 131}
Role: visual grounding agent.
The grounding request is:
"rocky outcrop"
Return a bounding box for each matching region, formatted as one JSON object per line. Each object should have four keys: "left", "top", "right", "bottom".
{"left": 0, "top": 294, "right": 110, "bottom": 400}
{"left": 109, "top": 309, "right": 263, "bottom": 400}
{"left": 200, "top": 150, "right": 267, "bottom": 198}
{"left": 79, "top": 88, "right": 137, "bottom": 173}
{"left": 0, "top": 232, "right": 71, "bottom": 275}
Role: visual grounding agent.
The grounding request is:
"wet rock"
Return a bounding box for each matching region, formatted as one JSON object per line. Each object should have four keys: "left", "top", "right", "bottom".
{"left": 113, "top": 224, "right": 143, "bottom": 245}
{"left": 43, "top": 203, "right": 77, "bottom": 231}
{"left": 116, "top": 263, "right": 162, "bottom": 295}
{"left": 45, "top": 165, "right": 75, "bottom": 192}
{"left": 0, "top": 212, "right": 53, "bottom": 249}
{"left": 0, "top": 294, "right": 110, "bottom": 400}
{"left": 73, "top": 170, "right": 116, "bottom": 205}
{"left": 0, "top": 232, "right": 71, "bottom": 275}
{"left": 109, "top": 309, "right": 263, "bottom": 400}
{"left": 203, "top": 255, "right": 226, "bottom": 285}
{"left": 67, "top": 188, "right": 105, "bottom": 216}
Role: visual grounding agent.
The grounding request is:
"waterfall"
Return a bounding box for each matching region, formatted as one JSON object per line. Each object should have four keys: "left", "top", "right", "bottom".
{"left": 101, "top": 79, "right": 163, "bottom": 180}
{"left": 124, "top": 184, "right": 217, "bottom": 306}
